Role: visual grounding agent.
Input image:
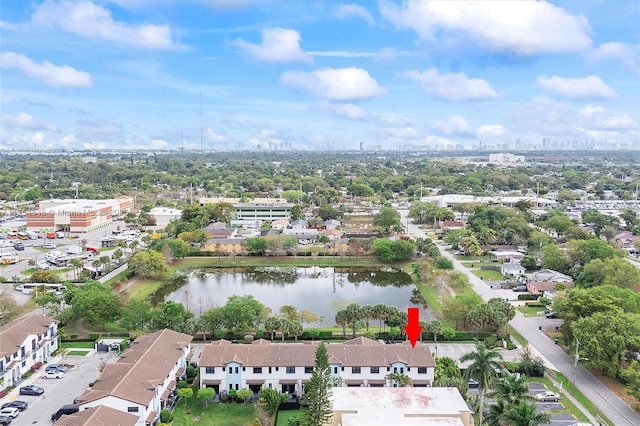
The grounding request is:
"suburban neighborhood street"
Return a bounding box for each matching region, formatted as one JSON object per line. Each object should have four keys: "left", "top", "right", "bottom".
{"left": 400, "top": 210, "right": 640, "bottom": 426}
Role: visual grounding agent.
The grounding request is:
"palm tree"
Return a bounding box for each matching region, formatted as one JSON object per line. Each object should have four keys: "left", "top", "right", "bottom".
{"left": 385, "top": 372, "right": 412, "bottom": 387}
{"left": 502, "top": 401, "right": 550, "bottom": 426}
{"left": 70, "top": 258, "right": 83, "bottom": 280}
{"left": 335, "top": 310, "right": 348, "bottom": 339}
{"left": 489, "top": 372, "right": 532, "bottom": 407}
{"left": 360, "top": 305, "right": 373, "bottom": 332}
{"left": 460, "top": 343, "right": 503, "bottom": 426}
{"left": 372, "top": 304, "right": 387, "bottom": 331}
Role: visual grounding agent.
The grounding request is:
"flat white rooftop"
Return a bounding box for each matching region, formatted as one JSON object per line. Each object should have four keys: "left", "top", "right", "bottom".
{"left": 330, "top": 387, "right": 470, "bottom": 426}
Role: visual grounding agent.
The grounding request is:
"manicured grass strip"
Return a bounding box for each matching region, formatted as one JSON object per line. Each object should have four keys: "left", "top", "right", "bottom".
{"left": 507, "top": 325, "right": 528, "bottom": 346}
{"left": 517, "top": 306, "right": 546, "bottom": 317}
{"left": 172, "top": 399, "right": 257, "bottom": 426}
{"left": 415, "top": 282, "right": 442, "bottom": 314}
{"left": 553, "top": 371, "right": 613, "bottom": 426}
{"left": 60, "top": 341, "right": 95, "bottom": 349}
{"left": 66, "top": 350, "right": 90, "bottom": 356}
{"left": 126, "top": 278, "right": 159, "bottom": 300}
{"left": 103, "top": 269, "right": 133, "bottom": 287}
{"left": 276, "top": 409, "right": 302, "bottom": 426}
{"left": 470, "top": 269, "right": 504, "bottom": 281}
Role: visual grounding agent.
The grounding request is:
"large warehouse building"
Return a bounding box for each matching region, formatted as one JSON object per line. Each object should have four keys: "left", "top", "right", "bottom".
{"left": 26, "top": 196, "right": 133, "bottom": 234}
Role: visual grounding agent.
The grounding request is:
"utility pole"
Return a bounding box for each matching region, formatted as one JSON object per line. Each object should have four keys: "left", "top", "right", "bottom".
{"left": 573, "top": 339, "right": 580, "bottom": 390}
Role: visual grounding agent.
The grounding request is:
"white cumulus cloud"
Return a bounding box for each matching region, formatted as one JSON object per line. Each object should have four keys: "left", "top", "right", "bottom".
{"left": 380, "top": 0, "right": 591, "bottom": 55}
{"left": 477, "top": 124, "right": 505, "bottom": 136}
{"left": 231, "top": 28, "right": 312, "bottom": 63}
{"left": 431, "top": 115, "right": 473, "bottom": 137}
{"left": 315, "top": 101, "right": 364, "bottom": 120}
{"left": 403, "top": 68, "right": 497, "bottom": 101}
{"left": 207, "top": 129, "right": 226, "bottom": 142}
{"left": 280, "top": 67, "right": 385, "bottom": 101}
{"left": 0, "top": 112, "right": 60, "bottom": 132}
{"left": 0, "top": 52, "right": 93, "bottom": 88}
{"left": 150, "top": 139, "right": 168, "bottom": 149}
{"left": 335, "top": 4, "right": 374, "bottom": 26}
{"left": 31, "top": 0, "right": 176, "bottom": 49}
{"left": 537, "top": 75, "right": 616, "bottom": 99}
{"left": 589, "top": 42, "right": 640, "bottom": 77}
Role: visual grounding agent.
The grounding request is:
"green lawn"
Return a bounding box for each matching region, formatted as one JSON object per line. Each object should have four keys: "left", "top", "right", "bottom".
{"left": 471, "top": 269, "right": 504, "bottom": 281}
{"left": 172, "top": 400, "right": 257, "bottom": 426}
{"left": 415, "top": 281, "right": 442, "bottom": 314}
{"left": 60, "top": 341, "right": 96, "bottom": 349}
{"left": 517, "top": 306, "right": 546, "bottom": 317}
{"left": 66, "top": 350, "right": 91, "bottom": 356}
{"left": 276, "top": 409, "right": 302, "bottom": 426}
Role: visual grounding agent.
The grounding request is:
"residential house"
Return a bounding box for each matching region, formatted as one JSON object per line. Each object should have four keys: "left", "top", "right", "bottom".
{"left": 55, "top": 405, "right": 138, "bottom": 426}
{"left": 526, "top": 281, "right": 574, "bottom": 295}
{"left": 488, "top": 250, "right": 525, "bottom": 263}
{"left": 614, "top": 231, "right": 640, "bottom": 250}
{"left": 322, "top": 229, "right": 343, "bottom": 241}
{"left": 198, "top": 337, "right": 435, "bottom": 398}
{"left": 271, "top": 219, "right": 290, "bottom": 230}
{"left": 289, "top": 220, "right": 309, "bottom": 230}
{"left": 525, "top": 269, "right": 573, "bottom": 283}
{"left": 440, "top": 221, "right": 465, "bottom": 231}
{"left": 75, "top": 329, "right": 192, "bottom": 426}
{"left": 329, "top": 387, "right": 471, "bottom": 426}
{"left": 203, "top": 238, "right": 244, "bottom": 255}
{"left": 0, "top": 316, "right": 59, "bottom": 391}
{"left": 500, "top": 262, "right": 526, "bottom": 277}
{"left": 323, "top": 219, "right": 341, "bottom": 230}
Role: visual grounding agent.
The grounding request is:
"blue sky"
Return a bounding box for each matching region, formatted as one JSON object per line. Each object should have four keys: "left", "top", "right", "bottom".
{"left": 1, "top": 0, "right": 639, "bottom": 151}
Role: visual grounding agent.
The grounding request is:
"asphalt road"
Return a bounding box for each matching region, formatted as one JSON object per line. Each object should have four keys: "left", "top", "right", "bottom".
{"left": 400, "top": 210, "right": 640, "bottom": 426}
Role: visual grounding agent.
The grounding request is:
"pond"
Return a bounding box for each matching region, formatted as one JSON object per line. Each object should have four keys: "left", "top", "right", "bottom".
{"left": 159, "top": 266, "right": 429, "bottom": 325}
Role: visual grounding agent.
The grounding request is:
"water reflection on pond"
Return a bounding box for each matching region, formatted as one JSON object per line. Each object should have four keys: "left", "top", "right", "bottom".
{"left": 162, "top": 267, "right": 422, "bottom": 324}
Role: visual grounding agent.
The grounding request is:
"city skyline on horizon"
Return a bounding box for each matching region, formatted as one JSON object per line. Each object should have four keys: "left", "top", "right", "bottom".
{"left": 1, "top": 0, "right": 639, "bottom": 151}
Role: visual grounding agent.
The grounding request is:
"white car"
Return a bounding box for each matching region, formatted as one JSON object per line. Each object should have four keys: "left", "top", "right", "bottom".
{"left": 0, "top": 407, "right": 19, "bottom": 418}
{"left": 42, "top": 370, "right": 65, "bottom": 379}
{"left": 535, "top": 391, "right": 560, "bottom": 402}
{"left": 36, "top": 261, "right": 51, "bottom": 270}
{"left": 43, "top": 242, "right": 57, "bottom": 249}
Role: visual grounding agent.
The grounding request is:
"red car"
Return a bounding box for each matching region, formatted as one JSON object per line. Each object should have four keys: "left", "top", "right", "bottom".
{"left": 86, "top": 247, "right": 99, "bottom": 254}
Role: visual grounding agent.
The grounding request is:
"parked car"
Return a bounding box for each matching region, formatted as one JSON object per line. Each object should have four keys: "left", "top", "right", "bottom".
{"left": 19, "top": 385, "right": 44, "bottom": 396}
{"left": 51, "top": 405, "right": 79, "bottom": 422}
{"left": 13, "top": 243, "right": 24, "bottom": 251}
{"left": 0, "top": 414, "right": 12, "bottom": 425}
{"left": 46, "top": 363, "right": 68, "bottom": 373}
{"left": 545, "top": 312, "right": 559, "bottom": 319}
{"left": 0, "top": 401, "right": 27, "bottom": 412}
{"left": 512, "top": 285, "right": 528, "bottom": 292}
{"left": 36, "top": 261, "right": 51, "bottom": 270}
{"left": 43, "top": 242, "right": 57, "bottom": 249}
{"left": 535, "top": 391, "right": 560, "bottom": 402}
{"left": 468, "top": 379, "right": 479, "bottom": 388}
{"left": 43, "top": 370, "right": 65, "bottom": 379}
{"left": 0, "top": 408, "right": 18, "bottom": 419}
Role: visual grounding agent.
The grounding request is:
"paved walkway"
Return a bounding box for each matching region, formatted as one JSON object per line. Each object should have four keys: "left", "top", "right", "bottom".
{"left": 400, "top": 211, "right": 640, "bottom": 426}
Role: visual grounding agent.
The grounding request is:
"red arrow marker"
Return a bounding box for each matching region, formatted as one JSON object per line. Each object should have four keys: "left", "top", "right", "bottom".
{"left": 404, "top": 307, "right": 422, "bottom": 348}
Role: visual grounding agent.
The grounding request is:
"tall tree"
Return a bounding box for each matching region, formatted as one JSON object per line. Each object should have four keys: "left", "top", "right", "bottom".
{"left": 373, "top": 206, "right": 402, "bottom": 235}
{"left": 460, "top": 343, "right": 503, "bottom": 426}
{"left": 302, "top": 343, "right": 333, "bottom": 426}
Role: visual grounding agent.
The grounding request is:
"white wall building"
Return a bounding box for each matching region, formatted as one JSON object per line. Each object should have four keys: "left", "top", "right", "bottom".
{"left": 199, "top": 337, "right": 435, "bottom": 398}
{"left": 0, "top": 316, "right": 59, "bottom": 391}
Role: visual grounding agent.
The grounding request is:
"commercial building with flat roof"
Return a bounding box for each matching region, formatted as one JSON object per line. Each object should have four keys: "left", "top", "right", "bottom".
{"left": 26, "top": 197, "right": 132, "bottom": 234}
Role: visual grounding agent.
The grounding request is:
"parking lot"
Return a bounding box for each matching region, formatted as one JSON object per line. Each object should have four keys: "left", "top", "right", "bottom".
{"left": 0, "top": 219, "right": 136, "bottom": 286}
{"left": 3, "top": 350, "right": 118, "bottom": 425}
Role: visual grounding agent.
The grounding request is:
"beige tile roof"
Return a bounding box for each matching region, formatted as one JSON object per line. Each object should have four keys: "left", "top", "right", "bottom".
{"left": 0, "top": 316, "right": 57, "bottom": 358}
{"left": 199, "top": 337, "right": 434, "bottom": 368}
{"left": 76, "top": 329, "right": 192, "bottom": 406}
{"left": 54, "top": 405, "right": 138, "bottom": 426}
